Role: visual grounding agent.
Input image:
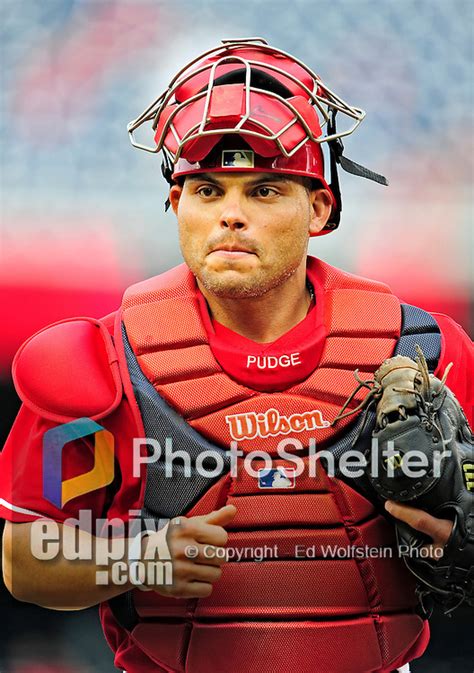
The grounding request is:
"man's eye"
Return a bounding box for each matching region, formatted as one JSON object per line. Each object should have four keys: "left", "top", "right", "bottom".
{"left": 254, "top": 186, "right": 278, "bottom": 197}
{"left": 197, "top": 186, "right": 217, "bottom": 197}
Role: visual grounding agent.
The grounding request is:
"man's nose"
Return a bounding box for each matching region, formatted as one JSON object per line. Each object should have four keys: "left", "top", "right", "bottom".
{"left": 218, "top": 196, "right": 248, "bottom": 231}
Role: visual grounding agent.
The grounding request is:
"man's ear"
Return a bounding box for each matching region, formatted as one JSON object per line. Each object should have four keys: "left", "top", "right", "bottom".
{"left": 309, "top": 188, "right": 333, "bottom": 236}
{"left": 168, "top": 183, "right": 183, "bottom": 215}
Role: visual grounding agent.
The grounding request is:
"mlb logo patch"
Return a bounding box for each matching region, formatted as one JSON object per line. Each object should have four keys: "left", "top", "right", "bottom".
{"left": 221, "top": 149, "right": 254, "bottom": 168}
{"left": 258, "top": 467, "right": 296, "bottom": 489}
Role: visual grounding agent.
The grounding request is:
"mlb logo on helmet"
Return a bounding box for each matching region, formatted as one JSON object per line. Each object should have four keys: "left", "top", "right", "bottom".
{"left": 258, "top": 467, "right": 296, "bottom": 489}
{"left": 222, "top": 149, "right": 254, "bottom": 168}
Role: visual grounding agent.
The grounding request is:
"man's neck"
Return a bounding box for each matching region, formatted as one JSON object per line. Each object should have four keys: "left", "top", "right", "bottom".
{"left": 197, "top": 265, "right": 311, "bottom": 344}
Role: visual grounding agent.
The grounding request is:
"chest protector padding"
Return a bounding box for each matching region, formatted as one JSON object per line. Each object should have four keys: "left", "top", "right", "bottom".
{"left": 122, "top": 259, "right": 402, "bottom": 452}
{"left": 109, "top": 258, "right": 441, "bottom": 673}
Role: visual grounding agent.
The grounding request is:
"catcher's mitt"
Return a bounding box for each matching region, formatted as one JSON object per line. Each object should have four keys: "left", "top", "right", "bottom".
{"left": 337, "top": 345, "right": 473, "bottom": 613}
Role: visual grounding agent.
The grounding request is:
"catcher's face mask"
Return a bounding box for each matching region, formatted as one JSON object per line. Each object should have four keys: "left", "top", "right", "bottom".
{"left": 128, "top": 37, "right": 387, "bottom": 233}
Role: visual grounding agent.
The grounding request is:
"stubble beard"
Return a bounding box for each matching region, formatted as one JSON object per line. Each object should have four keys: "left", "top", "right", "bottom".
{"left": 196, "top": 256, "right": 304, "bottom": 299}
{"left": 181, "top": 218, "right": 310, "bottom": 299}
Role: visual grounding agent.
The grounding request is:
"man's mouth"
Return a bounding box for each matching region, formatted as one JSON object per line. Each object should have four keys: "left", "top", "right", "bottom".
{"left": 208, "top": 244, "right": 256, "bottom": 258}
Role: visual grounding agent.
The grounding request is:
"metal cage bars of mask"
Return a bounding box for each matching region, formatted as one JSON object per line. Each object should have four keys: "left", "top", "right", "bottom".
{"left": 155, "top": 56, "right": 326, "bottom": 163}
{"left": 127, "top": 38, "right": 366, "bottom": 156}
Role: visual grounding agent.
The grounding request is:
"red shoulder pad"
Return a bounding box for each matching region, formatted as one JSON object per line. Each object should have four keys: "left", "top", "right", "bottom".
{"left": 13, "top": 317, "right": 123, "bottom": 423}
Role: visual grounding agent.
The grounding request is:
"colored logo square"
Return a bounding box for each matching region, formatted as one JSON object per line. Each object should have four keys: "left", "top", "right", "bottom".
{"left": 43, "top": 418, "right": 114, "bottom": 509}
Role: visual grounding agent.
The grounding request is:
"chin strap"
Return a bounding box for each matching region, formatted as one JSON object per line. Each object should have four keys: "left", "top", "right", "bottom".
{"left": 161, "top": 150, "right": 174, "bottom": 211}
{"left": 327, "top": 110, "right": 388, "bottom": 227}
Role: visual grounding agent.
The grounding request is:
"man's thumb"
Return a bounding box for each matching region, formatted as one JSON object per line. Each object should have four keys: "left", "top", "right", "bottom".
{"left": 204, "top": 504, "right": 237, "bottom": 526}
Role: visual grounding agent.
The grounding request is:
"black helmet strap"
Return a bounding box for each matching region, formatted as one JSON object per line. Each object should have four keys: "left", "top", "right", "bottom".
{"left": 327, "top": 109, "right": 388, "bottom": 227}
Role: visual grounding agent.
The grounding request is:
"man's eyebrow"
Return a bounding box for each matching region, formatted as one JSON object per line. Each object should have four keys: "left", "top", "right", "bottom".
{"left": 246, "top": 174, "right": 292, "bottom": 186}
{"left": 185, "top": 173, "right": 292, "bottom": 186}
{"left": 186, "top": 173, "right": 221, "bottom": 184}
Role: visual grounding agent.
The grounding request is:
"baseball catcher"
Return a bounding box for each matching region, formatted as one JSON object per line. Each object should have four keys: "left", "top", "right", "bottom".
{"left": 2, "top": 36, "right": 473, "bottom": 673}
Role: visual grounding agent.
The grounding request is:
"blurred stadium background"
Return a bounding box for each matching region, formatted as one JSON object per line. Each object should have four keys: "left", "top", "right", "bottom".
{"left": 0, "top": 1, "right": 472, "bottom": 671}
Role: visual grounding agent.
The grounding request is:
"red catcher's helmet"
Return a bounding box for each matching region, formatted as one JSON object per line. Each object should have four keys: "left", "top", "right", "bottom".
{"left": 128, "top": 38, "right": 387, "bottom": 234}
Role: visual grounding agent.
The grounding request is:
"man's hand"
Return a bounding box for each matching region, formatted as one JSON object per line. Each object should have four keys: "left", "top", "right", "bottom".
{"left": 385, "top": 500, "right": 453, "bottom": 559}
{"left": 144, "top": 504, "right": 237, "bottom": 599}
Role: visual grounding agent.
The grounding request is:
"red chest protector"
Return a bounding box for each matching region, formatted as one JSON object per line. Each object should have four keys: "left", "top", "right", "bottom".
{"left": 105, "top": 257, "right": 437, "bottom": 673}
{"left": 122, "top": 257, "right": 403, "bottom": 452}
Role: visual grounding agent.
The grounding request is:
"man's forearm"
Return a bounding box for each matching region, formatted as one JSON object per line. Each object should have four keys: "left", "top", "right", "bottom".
{"left": 3, "top": 521, "right": 139, "bottom": 610}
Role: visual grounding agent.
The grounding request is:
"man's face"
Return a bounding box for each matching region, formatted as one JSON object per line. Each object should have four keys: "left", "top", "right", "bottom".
{"left": 169, "top": 171, "right": 331, "bottom": 299}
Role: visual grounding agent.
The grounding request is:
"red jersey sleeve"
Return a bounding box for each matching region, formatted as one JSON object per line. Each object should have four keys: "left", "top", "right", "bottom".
{"left": 433, "top": 313, "right": 473, "bottom": 427}
{"left": 0, "top": 405, "right": 111, "bottom": 525}
{"left": 0, "top": 395, "right": 145, "bottom": 531}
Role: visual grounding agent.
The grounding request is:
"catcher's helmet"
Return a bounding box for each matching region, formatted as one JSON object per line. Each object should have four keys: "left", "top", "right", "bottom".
{"left": 128, "top": 37, "right": 387, "bottom": 233}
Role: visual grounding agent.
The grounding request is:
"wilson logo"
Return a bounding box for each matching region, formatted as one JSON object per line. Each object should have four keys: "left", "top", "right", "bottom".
{"left": 225, "top": 407, "right": 330, "bottom": 441}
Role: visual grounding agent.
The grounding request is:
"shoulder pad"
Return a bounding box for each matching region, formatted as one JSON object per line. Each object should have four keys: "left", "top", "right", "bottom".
{"left": 13, "top": 317, "right": 122, "bottom": 423}
{"left": 311, "top": 257, "right": 392, "bottom": 294}
{"left": 122, "top": 264, "right": 194, "bottom": 309}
